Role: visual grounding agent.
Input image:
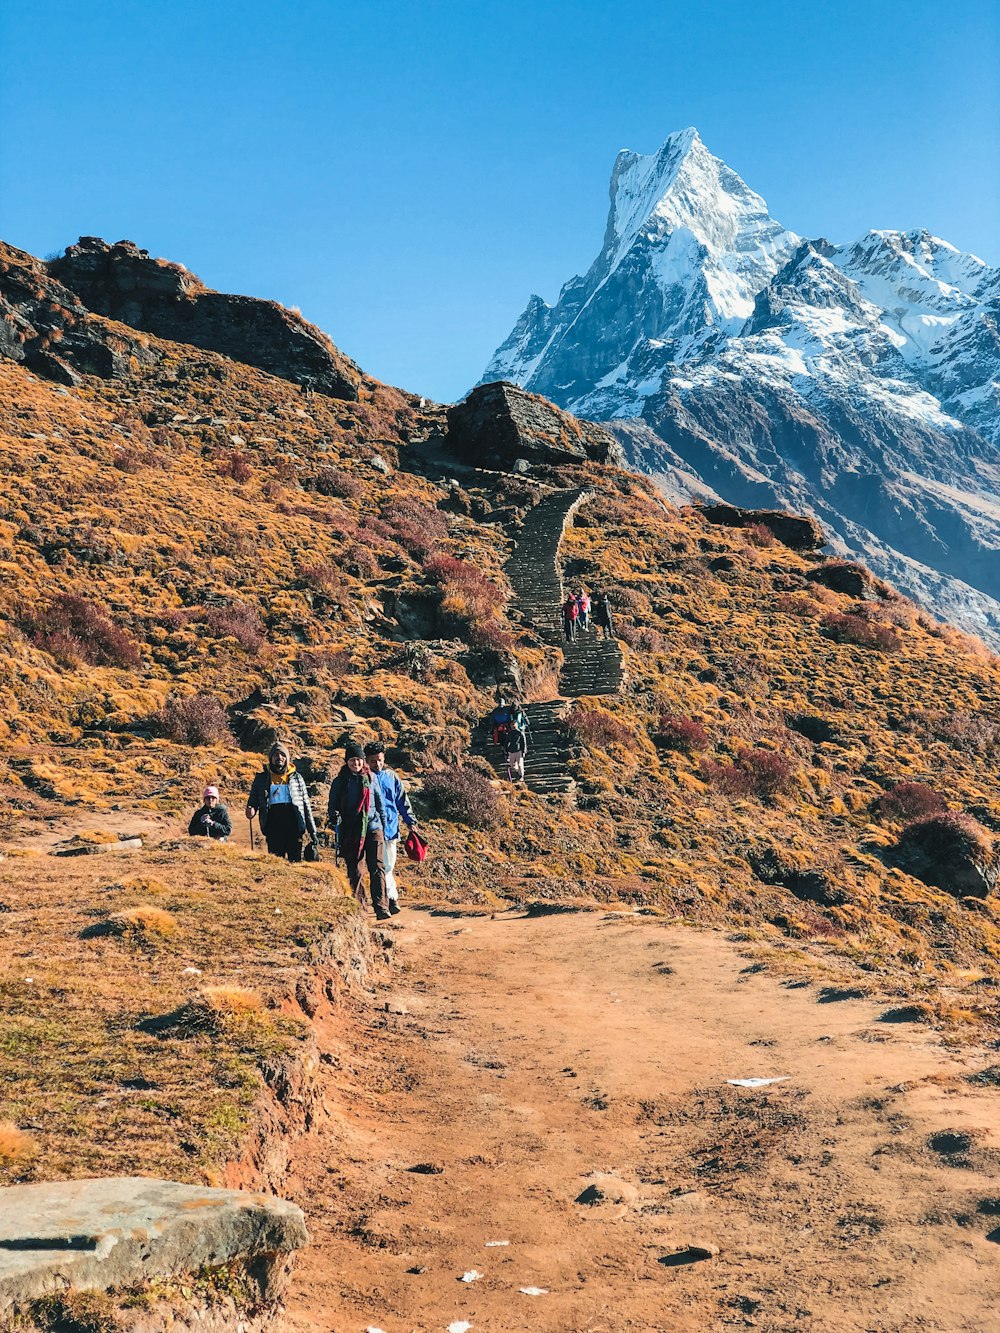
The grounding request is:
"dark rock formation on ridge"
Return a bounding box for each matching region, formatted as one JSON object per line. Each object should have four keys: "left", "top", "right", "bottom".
{"left": 446, "top": 381, "right": 623, "bottom": 471}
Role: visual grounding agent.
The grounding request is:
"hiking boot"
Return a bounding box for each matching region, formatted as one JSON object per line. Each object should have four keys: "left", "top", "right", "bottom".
{"left": 374, "top": 909, "right": 391, "bottom": 922}
{"left": 389, "top": 900, "right": 401, "bottom": 915}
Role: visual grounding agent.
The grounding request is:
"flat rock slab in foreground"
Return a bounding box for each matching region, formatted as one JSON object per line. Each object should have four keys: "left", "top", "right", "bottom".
{"left": 0, "top": 1177, "right": 308, "bottom": 1309}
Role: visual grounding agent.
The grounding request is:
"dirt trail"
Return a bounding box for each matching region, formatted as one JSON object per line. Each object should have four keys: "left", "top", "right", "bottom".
{"left": 284, "top": 907, "right": 1000, "bottom": 1333}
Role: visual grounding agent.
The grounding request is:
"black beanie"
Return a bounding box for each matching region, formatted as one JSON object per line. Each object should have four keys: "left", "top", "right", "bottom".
{"left": 345, "top": 741, "right": 365, "bottom": 760}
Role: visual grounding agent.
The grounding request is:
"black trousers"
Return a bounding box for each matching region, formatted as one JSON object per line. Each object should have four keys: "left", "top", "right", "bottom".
{"left": 265, "top": 804, "right": 303, "bottom": 862}
{"left": 342, "top": 828, "right": 388, "bottom": 916}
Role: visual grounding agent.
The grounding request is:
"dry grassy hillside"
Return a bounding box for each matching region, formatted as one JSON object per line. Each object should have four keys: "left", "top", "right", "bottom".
{"left": 1, "top": 237, "right": 1000, "bottom": 1118}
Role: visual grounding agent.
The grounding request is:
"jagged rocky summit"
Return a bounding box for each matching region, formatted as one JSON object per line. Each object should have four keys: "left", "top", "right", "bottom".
{"left": 1, "top": 236, "right": 363, "bottom": 399}
{"left": 482, "top": 128, "right": 1000, "bottom": 647}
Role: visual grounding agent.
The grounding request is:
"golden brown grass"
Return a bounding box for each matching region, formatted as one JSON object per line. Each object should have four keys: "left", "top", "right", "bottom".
{"left": 3, "top": 247, "right": 1000, "bottom": 1081}
{"left": 0, "top": 1121, "right": 37, "bottom": 1165}
{"left": 0, "top": 845, "right": 360, "bottom": 1187}
{"left": 107, "top": 904, "right": 180, "bottom": 939}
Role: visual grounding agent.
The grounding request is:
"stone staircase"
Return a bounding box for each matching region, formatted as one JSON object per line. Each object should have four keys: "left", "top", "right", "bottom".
{"left": 504, "top": 489, "right": 623, "bottom": 698}
{"left": 471, "top": 488, "right": 624, "bottom": 796}
{"left": 470, "top": 700, "right": 576, "bottom": 796}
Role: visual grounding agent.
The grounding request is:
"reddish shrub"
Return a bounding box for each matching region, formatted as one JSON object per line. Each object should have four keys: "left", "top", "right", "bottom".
{"left": 874, "top": 782, "right": 946, "bottom": 822}
{"left": 422, "top": 765, "right": 503, "bottom": 829}
{"left": 299, "top": 562, "right": 341, "bottom": 595}
{"left": 155, "top": 608, "right": 199, "bottom": 632}
{"left": 343, "top": 543, "right": 379, "bottom": 579}
{"left": 301, "top": 646, "right": 352, "bottom": 674}
{"left": 26, "top": 593, "right": 140, "bottom": 668}
{"left": 204, "top": 603, "right": 265, "bottom": 651}
{"left": 699, "top": 759, "right": 754, "bottom": 797}
{"left": 468, "top": 621, "right": 516, "bottom": 653}
{"left": 655, "top": 715, "right": 709, "bottom": 753}
{"left": 931, "top": 710, "right": 1000, "bottom": 757}
{"left": 156, "top": 694, "right": 231, "bottom": 745}
{"left": 701, "top": 749, "right": 795, "bottom": 799}
{"left": 822, "top": 612, "right": 900, "bottom": 653}
{"left": 383, "top": 500, "right": 449, "bottom": 558}
{"left": 423, "top": 553, "right": 507, "bottom": 633}
{"left": 219, "top": 451, "right": 252, "bottom": 484}
{"left": 744, "top": 522, "right": 776, "bottom": 548}
{"left": 566, "top": 704, "right": 637, "bottom": 750}
{"left": 307, "top": 465, "right": 361, "bottom": 499}
{"left": 775, "top": 592, "right": 821, "bottom": 618}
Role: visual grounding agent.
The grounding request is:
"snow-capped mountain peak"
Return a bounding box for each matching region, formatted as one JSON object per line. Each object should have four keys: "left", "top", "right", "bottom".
{"left": 480, "top": 129, "right": 1000, "bottom": 647}
{"left": 480, "top": 128, "right": 799, "bottom": 411}
{"left": 604, "top": 127, "right": 793, "bottom": 293}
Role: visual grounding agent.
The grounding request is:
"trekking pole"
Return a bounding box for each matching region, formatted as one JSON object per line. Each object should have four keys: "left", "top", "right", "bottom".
{"left": 249, "top": 814, "right": 255, "bottom": 851}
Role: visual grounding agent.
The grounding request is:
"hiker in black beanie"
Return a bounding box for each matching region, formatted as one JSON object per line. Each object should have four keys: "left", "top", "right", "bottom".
{"left": 327, "top": 741, "right": 390, "bottom": 920}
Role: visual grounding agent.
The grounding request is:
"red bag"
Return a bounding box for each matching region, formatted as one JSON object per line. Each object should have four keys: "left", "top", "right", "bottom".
{"left": 404, "top": 828, "right": 428, "bottom": 862}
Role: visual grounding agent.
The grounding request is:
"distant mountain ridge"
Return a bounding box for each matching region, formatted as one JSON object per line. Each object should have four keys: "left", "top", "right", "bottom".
{"left": 481, "top": 129, "right": 1000, "bottom": 646}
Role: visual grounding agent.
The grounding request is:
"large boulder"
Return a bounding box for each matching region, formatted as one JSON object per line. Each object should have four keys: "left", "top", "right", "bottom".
{"left": 0, "top": 1177, "right": 308, "bottom": 1309}
{"left": 446, "top": 381, "right": 624, "bottom": 471}
{"left": 698, "top": 502, "right": 826, "bottom": 552}
{"left": 806, "top": 559, "right": 891, "bottom": 600}
{"left": 48, "top": 237, "right": 362, "bottom": 400}
{"left": 894, "top": 813, "right": 998, "bottom": 900}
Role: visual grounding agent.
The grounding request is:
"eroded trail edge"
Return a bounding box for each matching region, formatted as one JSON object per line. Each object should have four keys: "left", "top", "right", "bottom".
{"left": 284, "top": 909, "right": 1000, "bottom": 1333}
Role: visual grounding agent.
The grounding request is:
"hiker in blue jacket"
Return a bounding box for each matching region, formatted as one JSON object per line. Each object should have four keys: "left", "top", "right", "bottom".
{"left": 364, "top": 740, "right": 418, "bottom": 916}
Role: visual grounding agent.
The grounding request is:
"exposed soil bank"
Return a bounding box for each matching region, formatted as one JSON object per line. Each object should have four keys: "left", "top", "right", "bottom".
{"left": 283, "top": 906, "right": 1000, "bottom": 1333}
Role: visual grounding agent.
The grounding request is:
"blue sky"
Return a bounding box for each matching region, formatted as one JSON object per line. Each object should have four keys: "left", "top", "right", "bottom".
{"left": 2, "top": 0, "right": 998, "bottom": 401}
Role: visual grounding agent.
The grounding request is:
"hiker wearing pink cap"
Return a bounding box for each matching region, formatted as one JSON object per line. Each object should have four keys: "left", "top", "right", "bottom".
{"left": 188, "top": 786, "right": 232, "bottom": 841}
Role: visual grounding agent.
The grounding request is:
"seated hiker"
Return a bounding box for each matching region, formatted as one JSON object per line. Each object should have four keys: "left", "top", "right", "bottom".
{"left": 188, "top": 786, "right": 232, "bottom": 841}
{"left": 328, "top": 741, "right": 390, "bottom": 921}
{"left": 592, "top": 593, "right": 614, "bottom": 640}
{"left": 490, "top": 698, "right": 512, "bottom": 747}
{"left": 576, "top": 588, "right": 591, "bottom": 631}
{"left": 506, "top": 725, "right": 528, "bottom": 783}
{"left": 245, "top": 742, "right": 317, "bottom": 863}
{"left": 562, "top": 595, "right": 579, "bottom": 643}
{"left": 364, "top": 740, "right": 418, "bottom": 917}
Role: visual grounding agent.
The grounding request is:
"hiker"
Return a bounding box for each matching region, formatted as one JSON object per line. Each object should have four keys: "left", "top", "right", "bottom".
{"left": 506, "top": 725, "right": 528, "bottom": 782}
{"left": 562, "top": 595, "right": 579, "bottom": 643}
{"left": 364, "top": 740, "right": 418, "bottom": 916}
{"left": 510, "top": 700, "right": 530, "bottom": 747}
{"left": 490, "top": 698, "right": 512, "bottom": 747}
{"left": 245, "top": 742, "right": 317, "bottom": 862}
{"left": 327, "top": 741, "right": 390, "bottom": 921}
{"left": 576, "top": 588, "right": 591, "bottom": 631}
{"left": 593, "top": 593, "right": 614, "bottom": 640}
{"left": 188, "top": 786, "right": 232, "bottom": 841}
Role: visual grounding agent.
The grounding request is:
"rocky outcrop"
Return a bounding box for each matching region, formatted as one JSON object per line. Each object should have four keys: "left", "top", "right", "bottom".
{"left": 49, "top": 238, "right": 362, "bottom": 399}
{"left": 698, "top": 503, "right": 826, "bottom": 552}
{"left": 446, "top": 382, "right": 623, "bottom": 471}
{"left": 806, "top": 560, "right": 890, "bottom": 601}
{"left": 894, "top": 813, "right": 998, "bottom": 900}
{"left": 0, "top": 1178, "right": 307, "bottom": 1310}
{"left": 0, "top": 241, "right": 158, "bottom": 385}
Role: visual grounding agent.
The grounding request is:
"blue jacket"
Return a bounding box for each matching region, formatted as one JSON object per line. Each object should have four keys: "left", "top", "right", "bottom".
{"left": 372, "top": 767, "right": 416, "bottom": 841}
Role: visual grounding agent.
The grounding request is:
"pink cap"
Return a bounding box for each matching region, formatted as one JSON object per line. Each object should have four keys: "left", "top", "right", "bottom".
{"left": 203, "top": 786, "right": 219, "bottom": 800}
